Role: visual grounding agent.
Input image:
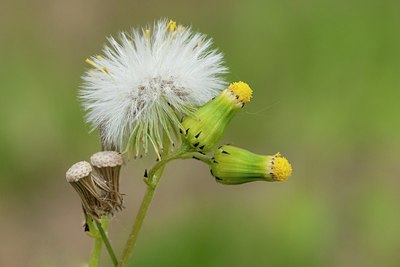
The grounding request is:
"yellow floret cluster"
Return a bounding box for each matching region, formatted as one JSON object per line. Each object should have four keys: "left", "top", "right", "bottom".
{"left": 228, "top": 81, "right": 253, "bottom": 103}
{"left": 272, "top": 153, "right": 292, "bottom": 181}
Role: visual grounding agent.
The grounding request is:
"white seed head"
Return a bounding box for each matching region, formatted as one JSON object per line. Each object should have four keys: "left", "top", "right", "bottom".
{"left": 90, "top": 151, "right": 123, "bottom": 168}
{"left": 65, "top": 161, "right": 92, "bottom": 182}
{"left": 80, "top": 19, "right": 228, "bottom": 155}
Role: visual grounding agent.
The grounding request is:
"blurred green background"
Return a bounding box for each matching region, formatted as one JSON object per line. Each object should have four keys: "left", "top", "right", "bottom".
{"left": 1, "top": 0, "right": 399, "bottom": 266}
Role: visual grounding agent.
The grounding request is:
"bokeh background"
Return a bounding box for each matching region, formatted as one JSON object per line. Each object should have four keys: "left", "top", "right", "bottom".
{"left": 1, "top": 0, "right": 399, "bottom": 266}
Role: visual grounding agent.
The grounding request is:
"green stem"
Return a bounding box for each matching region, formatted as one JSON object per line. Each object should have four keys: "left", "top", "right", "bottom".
{"left": 117, "top": 142, "right": 191, "bottom": 267}
{"left": 88, "top": 217, "right": 103, "bottom": 267}
{"left": 117, "top": 163, "right": 167, "bottom": 267}
{"left": 95, "top": 219, "right": 118, "bottom": 266}
{"left": 89, "top": 237, "right": 103, "bottom": 267}
{"left": 185, "top": 152, "right": 212, "bottom": 164}
{"left": 146, "top": 143, "right": 191, "bottom": 185}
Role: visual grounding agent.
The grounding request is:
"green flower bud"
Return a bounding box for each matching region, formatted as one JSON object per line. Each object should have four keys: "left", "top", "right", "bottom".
{"left": 210, "top": 145, "right": 292, "bottom": 184}
{"left": 182, "top": 82, "right": 253, "bottom": 152}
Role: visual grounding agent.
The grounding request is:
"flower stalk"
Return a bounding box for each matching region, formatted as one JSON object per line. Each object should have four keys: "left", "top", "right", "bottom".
{"left": 87, "top": 216, "right": 118, "bottom": 267}
{"left": 95, "top": 219, "right": 118, "bottom": 266}
{"left": 89, "top": 235, "right": 103, "bottom": 267}
{"left": 117, "top": 170, "right": 161, "bottom": 267}
{"left": 118, "top": 139, "right": 193, "bottom": 267}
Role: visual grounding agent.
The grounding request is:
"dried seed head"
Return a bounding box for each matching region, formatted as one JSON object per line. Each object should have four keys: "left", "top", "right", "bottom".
{"left": 90, "top": 151, "right": 124, "bottom": 212}
{"left": 90, "top": 151, "right": 123, "bottom": 168}
{"left": 66, "top": 161, "right": 110, "bottom": 219}
{"left": 65, "top": 161, "right": 92, "bottom": 182}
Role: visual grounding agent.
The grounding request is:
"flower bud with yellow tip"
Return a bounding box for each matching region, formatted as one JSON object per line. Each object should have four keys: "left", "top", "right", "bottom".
{"left": 182, "top": 82, "right": 252, "bottom": 153}
{"left": 210, "top": 145, "right": 292, "bottom": 184}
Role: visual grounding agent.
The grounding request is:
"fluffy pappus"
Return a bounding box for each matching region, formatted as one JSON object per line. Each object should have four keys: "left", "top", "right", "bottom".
{"left": 80, "top": 19, "right": 227, "bottom": 156}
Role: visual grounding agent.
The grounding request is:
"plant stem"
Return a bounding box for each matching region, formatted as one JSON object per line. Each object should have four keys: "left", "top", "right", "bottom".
{"left": 185, "top": 152, "right": 212, "bottom": 164}
{"left": 95, "top": 219, "right": 118, "bottom": 266}
{"left": 89, "top": 237, "right": 102, "bottom": 267}
{"left": 146, "top": 143, "right": 191, "bottom": 185}
{"left": 117, "top": 164, "right": 167, "bottom": 267}
{"left": 117, "top": 142, "right": 191, "bottom": 267}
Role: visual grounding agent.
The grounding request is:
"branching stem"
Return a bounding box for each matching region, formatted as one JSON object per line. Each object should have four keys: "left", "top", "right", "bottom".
{"left": 117, "top": 141, "right": 194, "bottom": 267}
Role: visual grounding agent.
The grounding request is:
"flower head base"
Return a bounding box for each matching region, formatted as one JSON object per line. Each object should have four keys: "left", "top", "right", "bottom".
{"left": 80, "top": 19, "right": 227, "bottom": 156}
{"left": 182, "top": 82, "right": 252, "bottom": 152}
{"left": 210, "top": 145, "right": 292, "bottom": 184}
